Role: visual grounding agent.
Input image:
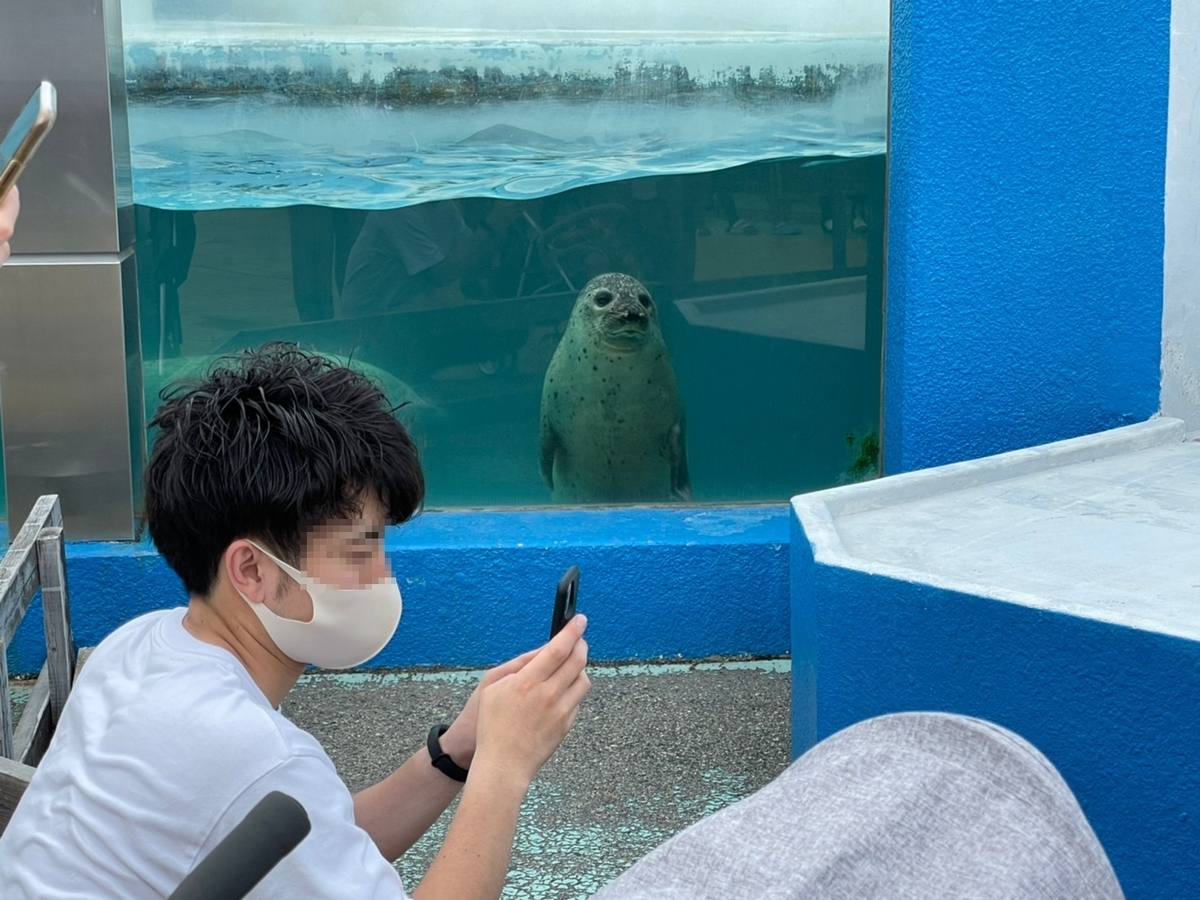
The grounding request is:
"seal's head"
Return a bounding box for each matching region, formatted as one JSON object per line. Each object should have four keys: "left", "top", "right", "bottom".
{"left": 574, "top": 273, "right": 659, "bottom": 350}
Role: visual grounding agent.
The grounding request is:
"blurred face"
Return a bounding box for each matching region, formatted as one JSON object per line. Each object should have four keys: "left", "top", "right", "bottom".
{"left": 274, "top": 492, "right": 391, "bottom": 623}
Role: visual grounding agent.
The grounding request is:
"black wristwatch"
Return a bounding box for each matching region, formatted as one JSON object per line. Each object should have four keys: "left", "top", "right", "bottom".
{"left": 427, "top": 724, "right": 469, "bottom": 783}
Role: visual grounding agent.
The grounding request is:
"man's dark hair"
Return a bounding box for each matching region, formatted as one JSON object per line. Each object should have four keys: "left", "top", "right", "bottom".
{"left": 145, "top": 342, "right": 424, "bottom": 597}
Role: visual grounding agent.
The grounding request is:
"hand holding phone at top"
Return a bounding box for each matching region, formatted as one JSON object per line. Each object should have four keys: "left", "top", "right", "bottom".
{"left": 0, "top": 185, "right": 17, "bottom": 268}
{"left": 473, "top": 613, "right": 591, "bottom": 788}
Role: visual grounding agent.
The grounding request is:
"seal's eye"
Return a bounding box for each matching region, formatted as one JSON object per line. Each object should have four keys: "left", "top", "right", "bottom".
{"left": 594, "top": 290, "right": 614, "bottom": 308}
{"left": 638, "top": 293, "right": 653, "bottom": 308}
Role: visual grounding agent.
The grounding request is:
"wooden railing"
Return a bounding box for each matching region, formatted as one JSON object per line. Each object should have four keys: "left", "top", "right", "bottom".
{"left": 0, "top": 495, "right": 78, "bottom": 833}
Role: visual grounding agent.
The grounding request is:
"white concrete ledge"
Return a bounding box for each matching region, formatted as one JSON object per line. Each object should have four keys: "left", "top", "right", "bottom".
{"left": 792, "top": 417, "right": 1200, "bottom": 639}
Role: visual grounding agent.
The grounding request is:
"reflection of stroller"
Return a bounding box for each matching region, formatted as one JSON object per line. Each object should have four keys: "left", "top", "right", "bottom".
{"left": 516, "top": 203, "right": 630, "bottom": 296}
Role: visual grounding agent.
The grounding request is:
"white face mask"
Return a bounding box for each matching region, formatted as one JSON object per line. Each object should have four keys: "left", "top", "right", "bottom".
{"left": 238, "top": 541, "right": 402, "bottom": 670}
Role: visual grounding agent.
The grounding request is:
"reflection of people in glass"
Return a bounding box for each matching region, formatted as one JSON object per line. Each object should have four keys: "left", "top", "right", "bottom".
{"left": 288, "top": 206, "right": 366, "bottom": 322}
{"left": 340, "top": 199, "right": 518, "bottom": 316}
{"left": 135, "top": 206, "right": 197, "bottom": 360}
{"left": 519, "top": 189, "right": 648, "bottom": 293}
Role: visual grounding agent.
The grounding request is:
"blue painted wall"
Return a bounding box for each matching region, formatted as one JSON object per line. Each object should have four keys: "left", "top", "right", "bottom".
{"left": 8, "top": 506, "right": 790, "bottom": 675}
{"left": 791, "top": 544, "right": 1200, "bottom": 900}
{"left": 794, "top": 0, "right": 1180, "bottom": 892}
{"left": 885, "top": 0, "right": 1169, "bottom": 473}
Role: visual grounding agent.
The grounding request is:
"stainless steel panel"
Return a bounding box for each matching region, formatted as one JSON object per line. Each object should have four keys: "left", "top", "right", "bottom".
{"left": 121, "top": 249, "right": 147, "bottom": 523}
{"left": 0, "top": 254, "right": 143, "bottom": 539}
{"left": 0, "top": 0, "right": 132, "bottom": 255}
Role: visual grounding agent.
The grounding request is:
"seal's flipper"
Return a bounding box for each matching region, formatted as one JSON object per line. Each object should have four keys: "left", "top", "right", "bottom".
{"left": 539, "top": 414, "right": 560, "bottom": 490}
{"left": 669, "top": 418, "right": 692, "bottom": 501}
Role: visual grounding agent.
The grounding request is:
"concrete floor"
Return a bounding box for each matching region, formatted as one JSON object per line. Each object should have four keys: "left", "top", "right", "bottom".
{"left": 282, "top": 660, "right": 792, "bottom": 899}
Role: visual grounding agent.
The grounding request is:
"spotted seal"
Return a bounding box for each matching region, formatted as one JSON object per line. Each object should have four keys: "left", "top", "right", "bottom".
{"left": 539, "top": 273, "right": 691, "bottom": 503}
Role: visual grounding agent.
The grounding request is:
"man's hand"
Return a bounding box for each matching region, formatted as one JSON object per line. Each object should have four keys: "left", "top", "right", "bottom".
{"left": 472, "top": 613, "right": 591, "bottom": 787}
{"left": 440, "top": 647, "right": 540, "bottom": 768}
{"left": 0, "top": 186, "right": 19, "bottom": 267}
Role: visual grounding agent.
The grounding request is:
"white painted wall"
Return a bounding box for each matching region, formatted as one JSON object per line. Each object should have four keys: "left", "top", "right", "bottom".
{"left": 1163, "top": 0, "right": 1200, "bottom": 431}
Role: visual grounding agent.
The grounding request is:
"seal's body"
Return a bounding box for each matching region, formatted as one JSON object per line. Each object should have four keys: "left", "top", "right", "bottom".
{"left": 539, "top": 273, "right": 690, "bottom": 503}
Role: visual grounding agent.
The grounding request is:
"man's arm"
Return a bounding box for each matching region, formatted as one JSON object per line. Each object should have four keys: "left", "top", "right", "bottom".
{"left": 352, "top": 647, "right": 539, "bottom": 860}
{"left": 352, "top": 740, "right": 469, "bottom": 861}
{"left": 413, "top": 615, "right": 591, "bottom": 900}
{"left": 0, "top": 186, "right": 19, "bottom": 267}
{"left": 351, "top": 737, "right": 529, "bottom": 890}
{"left": 352, "top": 613, "right": 588, "bottom": 887}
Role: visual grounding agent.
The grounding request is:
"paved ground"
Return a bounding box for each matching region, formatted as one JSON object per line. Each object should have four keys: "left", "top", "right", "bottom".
{"left": 282, "top": 660, "right": 792, "bottom": 899}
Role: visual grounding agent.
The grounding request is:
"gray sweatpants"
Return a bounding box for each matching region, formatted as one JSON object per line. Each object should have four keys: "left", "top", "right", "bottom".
{"left": 595, "top": 713, "right": 1124, "bottom": 900}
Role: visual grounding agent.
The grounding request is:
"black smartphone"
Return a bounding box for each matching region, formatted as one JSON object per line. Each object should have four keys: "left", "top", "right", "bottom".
{"left": 1, "top": 82, "right": 57, "bottom": 202}
{"left": 550, "top": 566, "right": 580, "bottom": 639}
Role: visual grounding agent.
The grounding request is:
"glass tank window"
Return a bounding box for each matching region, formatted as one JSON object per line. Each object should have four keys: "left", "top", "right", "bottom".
{"left": 121, "top": 0, "right": 887, "bottom": 508}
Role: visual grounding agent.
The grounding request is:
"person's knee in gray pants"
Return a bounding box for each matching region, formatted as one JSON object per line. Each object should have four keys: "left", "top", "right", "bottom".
{"left": 594, "top": 712, "right": 1123, "bottom": 900}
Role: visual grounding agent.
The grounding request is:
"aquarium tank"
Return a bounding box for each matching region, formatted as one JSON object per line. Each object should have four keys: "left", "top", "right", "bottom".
{"left": 108, "top": 0, "right": 887, "bottom": 511}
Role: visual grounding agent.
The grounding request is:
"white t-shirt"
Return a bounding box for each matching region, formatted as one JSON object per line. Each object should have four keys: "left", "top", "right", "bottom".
{"left": 0, "top": 608, "right": 409, "bottom": 899}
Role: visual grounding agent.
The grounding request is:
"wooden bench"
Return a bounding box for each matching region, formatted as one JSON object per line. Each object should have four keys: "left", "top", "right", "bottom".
{"left": 0, "top": 495, "right": 80, "bottom": 835}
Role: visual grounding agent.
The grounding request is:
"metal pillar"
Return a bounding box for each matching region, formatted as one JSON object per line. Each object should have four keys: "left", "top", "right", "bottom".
{"left": 0, "top": 0, "right": 144, "bottom": 540}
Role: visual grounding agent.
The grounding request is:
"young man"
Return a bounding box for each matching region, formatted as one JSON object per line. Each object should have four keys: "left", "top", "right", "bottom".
{"left": 0, "top": 342, "right": 591, "bottom": 898}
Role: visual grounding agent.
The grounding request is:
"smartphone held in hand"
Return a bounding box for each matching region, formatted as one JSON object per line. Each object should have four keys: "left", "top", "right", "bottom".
{"left": 1, "top": 81, "right": 57, "bottom": 202}
{"left": 550, "top": 566, "right": 580, "bottom": 639}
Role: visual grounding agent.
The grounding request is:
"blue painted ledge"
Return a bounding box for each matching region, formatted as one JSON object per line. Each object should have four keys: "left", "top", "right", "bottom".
{"left": 7, "top": 506, "right": 790, "bottom": 675}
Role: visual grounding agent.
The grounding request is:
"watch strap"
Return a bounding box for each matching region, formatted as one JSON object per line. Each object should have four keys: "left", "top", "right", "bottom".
{"left": 427, "top": 724, "right": 469, "bottom": 783}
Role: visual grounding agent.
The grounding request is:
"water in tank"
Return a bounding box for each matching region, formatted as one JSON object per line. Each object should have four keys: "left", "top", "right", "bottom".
{"left": 121, "top": 0, "right": 888, "bottom": 508}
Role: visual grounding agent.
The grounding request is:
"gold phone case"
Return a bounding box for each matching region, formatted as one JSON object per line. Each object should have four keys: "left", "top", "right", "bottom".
{"left": 0, "top": 81, "right": 57, "bottom": 200}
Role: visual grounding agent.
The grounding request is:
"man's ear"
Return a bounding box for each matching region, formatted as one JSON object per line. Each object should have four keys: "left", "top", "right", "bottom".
{"left": 224, "top": 540, "right": 274, "bottom": 605}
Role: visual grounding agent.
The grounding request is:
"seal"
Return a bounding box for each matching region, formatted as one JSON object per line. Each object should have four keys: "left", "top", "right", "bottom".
{"left": 540, "top": 273, "right": 691, "bottom": 503}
